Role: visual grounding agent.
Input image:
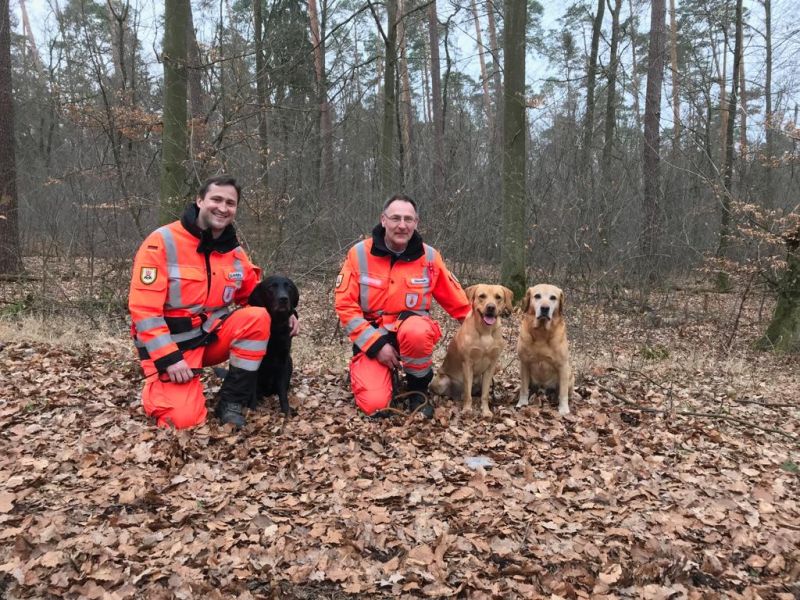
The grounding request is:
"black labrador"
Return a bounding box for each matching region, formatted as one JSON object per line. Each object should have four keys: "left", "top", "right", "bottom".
{"left": 246, "top": 275, "right": 300, "bottom": 416}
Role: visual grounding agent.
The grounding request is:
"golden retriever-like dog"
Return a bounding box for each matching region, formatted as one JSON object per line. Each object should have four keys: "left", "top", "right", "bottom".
{"left": 430, "top": 284, "right": 513, "bottom": 416}
{"left": 516, "top": 284, "right": 573, "bottom": 415}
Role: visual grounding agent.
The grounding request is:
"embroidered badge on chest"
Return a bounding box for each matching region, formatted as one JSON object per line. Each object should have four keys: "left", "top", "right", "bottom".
{"left": 140, "top": 267, "right": 157, "bottom": 285}
{"left": 223, "top": 285, "right": 236, "bottom": 303}
{"left": 405, "top": 293, "right": 419, "bottom": 308}
{"left": 227, "top": 271, "right": 244, "bottom": 281}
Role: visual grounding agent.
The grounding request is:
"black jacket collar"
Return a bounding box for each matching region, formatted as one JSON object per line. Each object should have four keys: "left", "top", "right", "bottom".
{"left": 181, "top": 204, "right": 240, "bottom": 254}
{"left": 370, "top": 224, "right": 424, "bottom": 262}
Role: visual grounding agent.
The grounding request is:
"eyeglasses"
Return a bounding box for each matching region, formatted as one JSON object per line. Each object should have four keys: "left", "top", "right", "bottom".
{"left": 383, "top": 214, "right": 417, "bottom": 224}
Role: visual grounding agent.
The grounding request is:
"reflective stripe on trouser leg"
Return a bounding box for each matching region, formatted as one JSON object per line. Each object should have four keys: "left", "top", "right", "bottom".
{"left": 203, "top": 306, "right": 270, "bottom": 371}
{"left": 349, "top": 352, "right": 393, "bottom": 415}
{"left": 396, "top": 315, "right": 442, "bottom": 378}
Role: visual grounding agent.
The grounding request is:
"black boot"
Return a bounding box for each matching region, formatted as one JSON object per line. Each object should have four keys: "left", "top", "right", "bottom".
{"left": 215, "top": 366, "right": 258, "bottom": 428}
{"left": 405, "top": 372, "right": 434, "bottom": 419}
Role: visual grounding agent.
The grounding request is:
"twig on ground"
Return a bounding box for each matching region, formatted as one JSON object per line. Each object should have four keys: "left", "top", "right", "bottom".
{"left": 595, "top": 382, "right": 800, "bottom": 446}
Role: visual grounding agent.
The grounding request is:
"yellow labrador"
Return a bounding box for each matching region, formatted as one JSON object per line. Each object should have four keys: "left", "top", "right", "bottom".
{"left": 516, "top": 284, "right": 573, "bottom": 415}
{"left": 430, "top": 284, "right": 513, "bottom": 416}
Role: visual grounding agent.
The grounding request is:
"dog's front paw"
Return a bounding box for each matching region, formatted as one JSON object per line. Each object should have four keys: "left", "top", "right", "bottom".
{"left": 516, "top": 396, "right": 529, "bottom": 408}
{"left": 557, "top": 401, "right": 570, "bottom": 415}
{"left": 481, "top": 406, "right": 492, "bottom": 418}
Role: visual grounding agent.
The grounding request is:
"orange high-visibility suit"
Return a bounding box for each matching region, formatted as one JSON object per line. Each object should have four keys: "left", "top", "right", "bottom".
{"left": 129, "top": 205, "right": 269, "bottom": 428}
{"left": 334, "top": 226, "right": 470, "bottom": 415}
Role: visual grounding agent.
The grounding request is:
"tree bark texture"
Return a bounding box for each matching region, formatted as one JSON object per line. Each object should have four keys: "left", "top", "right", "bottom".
{"left": 717, "top": 0, "right": 743, "bottom": 265}
{"left": 159, "top": 0, "right": 189, "bottom": 224}
{"left": 380, "top": 0, "right": 399, "bottom": 197}
{"left": 427, "top": 0, "right": 445, "bottom": 200}
{"left": 668, "top": 0, "right": 680, "bottom": 151}
{"left": 601, "top": 0, "right": 621, "bottom": 185}
{"left": 501, "top": 0, "right": 526, "bottom": 298}
{"left": 0, "top": 0, "right": 21, "bottom": 272}
{"left": 760, "top": 227, "right": 800, "bottom": 353}
{"left": 641, "top": 0, "right": 666, "bottom": 274}
{"left": 470, "top": 0, "right": 493, "bottom": 133}
{"left": 582, "top": 0, "right": 605, "bottom": 169}
{"left": 309, "top": 0, "right": 334, "bottom": 202}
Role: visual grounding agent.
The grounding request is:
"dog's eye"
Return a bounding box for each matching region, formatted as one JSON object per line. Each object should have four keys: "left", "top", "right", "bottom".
{"left": 534, "top": 293, "right": 541, "bottom": 299}
{"left": 494, "top": 295, "right": 501, "bottom": 300}
{"left": 550, "top": 295, "right": 557, "bottom": 301}
{"left": 478, "top": 293, "right": 487, "bottom": 299}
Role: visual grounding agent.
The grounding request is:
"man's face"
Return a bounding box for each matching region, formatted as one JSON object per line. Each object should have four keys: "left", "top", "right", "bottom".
{"left": 196, "top": 183, "right": 238, "bottom": 236}
{"left": 380, "top": 200, "right": 418, "bottom": 252}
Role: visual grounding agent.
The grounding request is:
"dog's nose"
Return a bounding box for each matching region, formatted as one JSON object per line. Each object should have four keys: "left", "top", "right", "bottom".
{"left": 485, "top": 304, "right": 496, "bottom": 315}
{"left": 540, "top": 305, "right": 550, "bottom": 315}
{"left": 278, "top": 296, "right": 289, "bottom": 306}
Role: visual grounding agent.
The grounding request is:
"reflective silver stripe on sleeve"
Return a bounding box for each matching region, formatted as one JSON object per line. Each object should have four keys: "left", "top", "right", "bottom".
{"left": 344, "top": 316, "right": 368, "bottom": 335}
{"left": 229, "top": 356, "right": 262, "bottom": 371}
{"left": 231, "top": 339, "right": 268, "bottom": 352}
{"left": 400, "top": 355, "right": 431, "bottom": 366}
{"left": 202, "top": 307, "right": 231, "bottom": 332}
{"left": 355, "top": 241, "right": 370, "bottom": 312}
{"left": 158, "top": 226, "right": 183, "bottom": 310}
{"left": 232, "top": 249, "right": 243, "bottom": 292}
{"left": 144, "top": 332, "right": 174, "bottom": 353}
{"left": 135, "top": 316, "right": 167, "bottom": 332}
{"left": 354, "top": 325, "right": 388, "bottom": 349}
{"left": 422, "top": 244, "right": 435, "bottom": 311}
{"left": 171, "top": 328, "right": 202, "bottom": 342}
{"left": 403, "top": 364, "right": 432, "bottom": 377}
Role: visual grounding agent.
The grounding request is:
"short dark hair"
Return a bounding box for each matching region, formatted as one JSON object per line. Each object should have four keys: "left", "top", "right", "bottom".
{"left": 382, "top": 193, "right": 417, "bottom": 214}
{"left": 198, "top": 175, "right": 241, "bottom": 203}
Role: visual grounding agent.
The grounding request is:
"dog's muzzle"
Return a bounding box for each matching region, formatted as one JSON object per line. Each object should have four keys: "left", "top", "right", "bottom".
{"left": 482, "top": 305, "right": 497, "bottom": 326}
{"left": 537, "top": 305, "right": 551, "bottom": 320}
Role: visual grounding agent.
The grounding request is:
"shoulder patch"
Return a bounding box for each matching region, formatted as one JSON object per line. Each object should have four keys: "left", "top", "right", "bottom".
{"left": 140, "top": 267, "right": 158, "bottom": 285}
{"left": 335, "top": 273, "right": 344, "bottom": 289}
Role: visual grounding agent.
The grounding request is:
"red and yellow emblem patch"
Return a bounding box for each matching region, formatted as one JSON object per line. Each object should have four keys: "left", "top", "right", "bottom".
{"left": 140, "top": 267, "right": 158, "bottom": 285}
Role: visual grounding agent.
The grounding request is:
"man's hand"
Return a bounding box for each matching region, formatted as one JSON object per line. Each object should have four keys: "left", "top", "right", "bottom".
{"left": 376, "top": 344, "right": 400, "bottom": 369}
{"left": 165, "top": 359, "right": 195, "bottom": 384}
{"left": 289, "top": 314, "right": 300, "bottom": 337}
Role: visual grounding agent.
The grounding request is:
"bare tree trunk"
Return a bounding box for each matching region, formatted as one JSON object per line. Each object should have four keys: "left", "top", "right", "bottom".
{"left": 187, "top": 0, "right": 204, "bottom": 120}
{"left": 717, "top": 26, "right": 728, "bottom": 167}
{"left": 628, "top": 0, "right": 642, "bottom": 131}
{"left": 427, "top": 0, "right": 445, "bottom": 199}
{"left": 716, "top": 0, "right": 743, "bottom": 286}
{"left": 501, "top": 0, "right": 526, "bottom": 298}
{"left": 640, "top": 0, "right": 666, "bottom": 279}
{"left": 582, "top": 0, "right": 605, "bottom": 168}
{"left": 470, "top": 0, "right": 493, "bottom": 133}
{"left": 309, "top": 0, "right": 334, "bottom": 201}
{"left": 738, "top": 52, "right": 746, "bottom": 152}
{"left": 601, "top": 0, "right": 622, "bottom": 184}
{"left": 159, "top": 0, "right": 189, "bottom": 223}
{"left": 379, "top": 0, "right": 398, "bottom": 196}
{"left": 397, "top": 0, "right": 415, "bottom": 191}
{"left": 0, "top": 0, "right": 21, "bottom": 272}
{"left": 486, "top": 0, "right": 502, "bottom": 149}
{"left": 759, "top": 226, "right": 800, "bottom": 353}
{"left": 253, "top": 0, "right": 269, "bottom": 193}
{"left": 764, "top": 0, "right": 774, "bottom": 204}
{"left": 668, "top": 0, "right": 680, "bottom": 151}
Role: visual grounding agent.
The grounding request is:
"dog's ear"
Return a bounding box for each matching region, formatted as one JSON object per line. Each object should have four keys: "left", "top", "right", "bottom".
{"left": 248, "top": 282, "right": 268, "bottom": 308}
{"left": 501, "top": 286, "right": 514, "bottom": 317}
{"left": 289, "top": 280, "right": 300, "bottom": 308}
{"left": 465, "top": 285, "right": 478, "bottom": 304}
{"left": 558, "top": 289, "right": 565, "bottom": 317}
{"left": 520, "top": 287, "right": 531, "bottom": 313}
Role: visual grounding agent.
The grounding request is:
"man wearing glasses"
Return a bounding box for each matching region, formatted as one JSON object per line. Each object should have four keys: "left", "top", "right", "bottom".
{"left": 334, "top": 194, "right": 470, "bottom": 417}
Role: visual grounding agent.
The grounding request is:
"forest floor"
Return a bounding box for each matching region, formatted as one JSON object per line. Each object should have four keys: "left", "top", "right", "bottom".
{"left": 0, "top": 270, "right": 798, "bottom": 599}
